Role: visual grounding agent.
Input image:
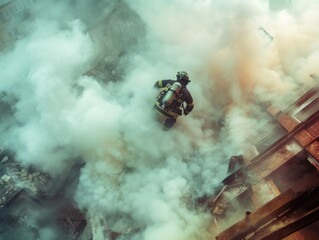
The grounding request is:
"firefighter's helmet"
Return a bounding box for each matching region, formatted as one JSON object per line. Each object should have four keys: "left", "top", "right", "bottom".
{"left": 176, "top": 71, "right": 190, "bottom": 85}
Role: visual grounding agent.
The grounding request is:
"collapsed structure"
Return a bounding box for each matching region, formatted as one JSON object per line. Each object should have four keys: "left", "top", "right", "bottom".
{"left": 203, "top": 77, "right": 319, "bottom": 239}
{"left": 0, "top": 0, "right": 318, "bottom": 239}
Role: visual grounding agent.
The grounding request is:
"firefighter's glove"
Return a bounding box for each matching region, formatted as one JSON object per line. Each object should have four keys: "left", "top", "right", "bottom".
{"left": 184, "top": 111, "right": 189, "bottom": 116}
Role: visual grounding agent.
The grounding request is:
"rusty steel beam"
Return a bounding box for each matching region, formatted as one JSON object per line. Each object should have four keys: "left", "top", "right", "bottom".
{"left": 248, "top": 140, "right": 303, "bottom": 180}
{"left": 306, "top": 119, "right": 319, "bottom": 138}
{"left": 306, "top": 140, "right": 319, "bottom": 162}
{"left": 286, "top": 87, "right": 319, "bottom": 115}
{"left": 223, "top": 110, "right": 319, "bottom": 188}
{"left": 294, "top": 130, "right": 315, "bottom": 147}
{"left": 276, "top": 112, "right": 299, "bottom": 132}
{"left": 216, "top": 186, "right": 319, "bottom": 240}
{"left": 252, "top": 186, "right": 319, "bottom": 240}
{"left": 254, "top": 207, "right": 319, "bottom": 240}
{"left": 216, "top": 189, "right": 296, "bottom": 240}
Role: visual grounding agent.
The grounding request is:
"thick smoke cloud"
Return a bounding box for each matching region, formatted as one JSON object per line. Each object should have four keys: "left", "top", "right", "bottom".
{"left": 1, "top": 0, "right": 319, "bottom": 239}
{"left": 1, "top": 19, "right": 94, "bottom": 172}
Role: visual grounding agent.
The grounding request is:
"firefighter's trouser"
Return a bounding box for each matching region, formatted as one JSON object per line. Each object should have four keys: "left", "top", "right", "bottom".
{"left": 153, "top": 104, "right": 178, "bottom": 130}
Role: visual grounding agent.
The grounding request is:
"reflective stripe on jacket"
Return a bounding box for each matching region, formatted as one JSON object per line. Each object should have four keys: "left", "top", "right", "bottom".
{"left": 154, "top": 79, "right": 194, "bottom": 116}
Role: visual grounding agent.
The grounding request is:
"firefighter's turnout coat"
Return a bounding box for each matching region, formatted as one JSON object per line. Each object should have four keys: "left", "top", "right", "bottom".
{"left": 154, "top": 79, "right": 194, "bottom": 119}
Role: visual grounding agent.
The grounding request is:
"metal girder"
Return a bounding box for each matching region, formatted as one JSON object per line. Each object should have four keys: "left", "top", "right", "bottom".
{"left": 216, "top": 189, "right": 296, "bottom": 240}
{"left": 216, "top": 186, "right": 319, "bottom": 240}
{"left": 254, "top": 206, "right": 319, "bottom": 240}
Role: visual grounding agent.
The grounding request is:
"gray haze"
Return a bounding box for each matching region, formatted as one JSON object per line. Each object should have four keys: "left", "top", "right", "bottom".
{"left": 1, "top": 0, "right": 319, "bottom": 239}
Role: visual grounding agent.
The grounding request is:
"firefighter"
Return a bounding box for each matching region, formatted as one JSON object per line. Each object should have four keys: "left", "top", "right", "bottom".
{"left": 153, "top": 71, "right": 194, "bottom": 130}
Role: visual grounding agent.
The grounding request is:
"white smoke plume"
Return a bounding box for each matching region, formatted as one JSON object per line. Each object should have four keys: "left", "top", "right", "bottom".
{"left": 1, "top": 0, "right": 319, "bottom": 239}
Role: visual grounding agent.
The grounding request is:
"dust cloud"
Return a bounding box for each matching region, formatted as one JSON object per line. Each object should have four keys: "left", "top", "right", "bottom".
{"left": 1, "top": 0, "right": 319, "bottom": 239}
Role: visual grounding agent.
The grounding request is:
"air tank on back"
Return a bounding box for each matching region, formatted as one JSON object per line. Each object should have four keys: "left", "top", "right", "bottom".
{"left": 162, "top": 82, "right": 182, "bottom": 107}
